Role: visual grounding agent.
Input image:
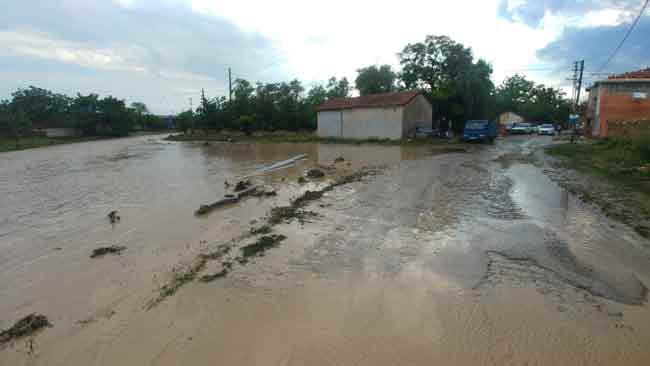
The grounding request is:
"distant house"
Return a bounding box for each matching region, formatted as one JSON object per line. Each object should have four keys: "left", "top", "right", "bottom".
{"left": 315, "top": 90, "right": 432, "bottom": 140}
{"left": 498, "top": 112, "right": 524, "bottom": 126}
{"left": 32, "top": 122, "right": 80, "bottom": 138}
{"left": 586, "top": 68, "right": 650, "bottom": 138}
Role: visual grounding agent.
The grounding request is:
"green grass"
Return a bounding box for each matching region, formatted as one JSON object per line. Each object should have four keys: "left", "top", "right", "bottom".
{"left": 547, "top": 139, "right": 650, "bottom": 238}
{"left": 547, "top": 138, "right": 650, "bottom": 192}
{"left": 0, "top": 136, "right": 106, "bottom": 153}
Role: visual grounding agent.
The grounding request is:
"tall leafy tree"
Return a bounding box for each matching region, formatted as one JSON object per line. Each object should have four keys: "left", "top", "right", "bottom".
{"left": 495, "top": 75, "right": 570, "bottom": 124}
{"left": 399, "top": 35, "right": 494, "bottom": 134}
{"left": 326, "top": 77, "right": 350, "bottom": 99}
{"left": 98, "top": 96, "right": 131, "bottom": 137}
{"left": 355, "top": 65, "right": 397, "bottom": 95}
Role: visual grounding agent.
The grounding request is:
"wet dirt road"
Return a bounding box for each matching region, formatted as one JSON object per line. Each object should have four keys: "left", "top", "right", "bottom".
{"left": 1, "top": 135, "right": 650, "bottom": 365}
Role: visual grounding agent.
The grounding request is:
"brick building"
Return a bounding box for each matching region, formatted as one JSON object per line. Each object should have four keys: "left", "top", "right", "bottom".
{"left": 585, "top": 68, "right": 650, "bottom": 138}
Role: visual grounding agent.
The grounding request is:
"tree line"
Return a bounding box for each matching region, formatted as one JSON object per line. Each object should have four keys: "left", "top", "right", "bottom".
{"left": 0, "top": 86, "right": 164, "bottom": 147}
{"left": 186, "top": 35, "right": 571, "bottom": 135}
{"left": 1, "top": 34, "right": 572, "bottom": 143}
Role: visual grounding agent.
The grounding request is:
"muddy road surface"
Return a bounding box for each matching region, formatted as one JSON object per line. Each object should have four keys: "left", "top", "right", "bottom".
{"left": 1, "top": 135, "right": 650, "bottom": 365}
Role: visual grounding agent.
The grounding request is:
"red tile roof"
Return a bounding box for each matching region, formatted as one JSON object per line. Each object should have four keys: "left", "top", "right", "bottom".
{"left": 608, "top": 68, "right": 650, "bottom": 80}
{"left": 315, "top": 90, "right": 422, "bottom": 112}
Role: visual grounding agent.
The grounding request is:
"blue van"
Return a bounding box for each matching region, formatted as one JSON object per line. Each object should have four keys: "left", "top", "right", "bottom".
{"left": 463, "top": 120, "right": 497, "bottom": 143}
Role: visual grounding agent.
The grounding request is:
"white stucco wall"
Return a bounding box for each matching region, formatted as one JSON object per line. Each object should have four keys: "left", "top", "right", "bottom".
{"left": 341, "top": 107, "right": 403, "bottom": 140}
{"left": 317, "top": 111, "right": 343, "bottom": 137}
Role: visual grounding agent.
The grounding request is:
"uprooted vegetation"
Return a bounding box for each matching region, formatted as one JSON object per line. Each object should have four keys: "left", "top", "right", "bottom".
{"left": 0, "top": 314, "right": 51, "bottom": 346}
{"left": 147, "top": 244, "right": 231, "bottom": 308}
{"left": 241, "top": 235, "right": 287, "bottom": 258}
{"left": 90, "top": 245, "right": 126, "bottom": 258}
{"left": 250, "top": 225, "right": 272, "bottom": 235}
{"left": 268, "top": 168, "right": 379, "bottom": 225}
{"left": 150, "top": 167, "right": 382, "bottom": 306}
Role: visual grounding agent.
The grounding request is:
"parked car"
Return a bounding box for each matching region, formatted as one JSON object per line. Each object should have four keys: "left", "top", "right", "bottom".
{"left": 510, "top": 123, "right": 533, "bottom": 134}
{"left": 463, "top": 120, "right": 497, "bottom": 143}
{"left": 537, "top": 124, "right": 555, "bottom": 135}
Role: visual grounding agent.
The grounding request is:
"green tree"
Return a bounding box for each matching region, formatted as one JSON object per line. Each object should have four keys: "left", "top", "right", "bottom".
{"left": 355, "top": 65, "right": 397, "bottom": 95}
{"left": 326, "top": 77, "right": 350, "bottom": 98}
{"left": 176, "top": 110, "right": 194, "bottom": 134}
{"left": 98, "top": 96, "right": 131, "bottom": 137}
{"left": 130, "top": 102, "right": 148, "bottom": 116}
{"left": 10, "top": 86, "right": 70, "bottom": 125}
{"left": 495, "top": 75, "right": 570, "bottom": 124}
{"left": 399, "top": 35, "right": 493, "bottom": 134}
{"left": 69, "top": 93, "right": 100, "bottom": 135}
{"left": 1, "top": 110, "right": 32, "bottom": 149}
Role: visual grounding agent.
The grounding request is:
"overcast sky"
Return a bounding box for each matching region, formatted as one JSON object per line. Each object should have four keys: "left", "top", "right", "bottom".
{"left": 1, "top": 0, "right": 649, "bottom": 114}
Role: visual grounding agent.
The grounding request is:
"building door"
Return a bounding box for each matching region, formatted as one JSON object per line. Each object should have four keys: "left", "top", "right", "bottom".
{"left": 318, "top": 111, "right": 343, "bottom": 137}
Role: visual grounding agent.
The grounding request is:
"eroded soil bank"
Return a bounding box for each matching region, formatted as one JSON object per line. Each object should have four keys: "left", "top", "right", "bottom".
{"left": 1, "top": 135, "right": 650, "bottom": 365}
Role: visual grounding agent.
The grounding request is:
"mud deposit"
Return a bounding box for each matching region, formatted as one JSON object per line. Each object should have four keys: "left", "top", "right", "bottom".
{"left": 2, "top": 135, "right": 650, "bottom": 365}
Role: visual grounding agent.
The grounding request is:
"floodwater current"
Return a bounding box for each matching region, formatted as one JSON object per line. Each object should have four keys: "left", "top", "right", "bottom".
{"left": 1, "top": 135, "right": 649, "bottom": 365}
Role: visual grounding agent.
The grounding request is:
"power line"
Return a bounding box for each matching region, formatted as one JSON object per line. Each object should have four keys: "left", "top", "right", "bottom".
{"left": 597, "top": 0, "right": 650, "bottom": 72}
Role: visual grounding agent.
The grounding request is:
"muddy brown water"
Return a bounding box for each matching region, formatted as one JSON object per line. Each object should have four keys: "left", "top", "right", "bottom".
{"left": 1, "top": 135, "right": 650, "bottom": 365}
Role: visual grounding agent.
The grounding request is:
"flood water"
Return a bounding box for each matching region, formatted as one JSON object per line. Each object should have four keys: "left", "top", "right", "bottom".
{"left": 1, "top": 135, "right": 650, "bottom": 365}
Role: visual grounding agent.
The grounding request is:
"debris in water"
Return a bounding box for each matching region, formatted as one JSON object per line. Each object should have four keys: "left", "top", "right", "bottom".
{"left": 298, "top": 177, "right": 308, "bottom": 184}
{"left": 107, "top": 210, "right": 121, "bottom": 224}
{"left": 234, "top": 180, "right": 252, "bottom": 192}
{"left": 334, "top": 156, "right": 345, "bottom": 163}
{"left": 255, "top": 154, "right": 308, "bottom": 175}
{"left": 196, "top": 185, "right": 269, "bottom": 215}
{"left": 90, "top": 245, "right": 126, "bottom": 258}
{"left": 306, "top": 169, "right": 325, "bottom": 178}
{"left": 268, "top": 168, "right": 380, "bottom": 226}
{"left": 0, "top": 314, "right": 51, "bottom": 345}
{"left": 199, "top": 269, "right": 229, "bottom": 282}
{"left": 250, "top": 225, "right": 272, "bottom": 235}
{"left": 241, "top": 235, "right": 287, "bottom": 258}
{"left": 195, "top": 195, "right": 240, "bottom": 215}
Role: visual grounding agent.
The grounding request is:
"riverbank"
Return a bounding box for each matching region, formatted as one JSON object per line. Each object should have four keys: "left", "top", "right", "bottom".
{"left": 0, "top": 131, "right": 172, "bottom": 153}
{"left": 545, "top": 139, "right": 650, "bottom": 238}
{"left": 165, "top": 131, "right": 469, "bottom": 149}
{"left": 0, "top": 136, "right": 107, "bottom": 153}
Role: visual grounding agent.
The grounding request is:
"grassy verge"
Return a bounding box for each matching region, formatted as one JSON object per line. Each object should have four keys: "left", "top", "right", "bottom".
{"left": 165, "top": 131, "right": 467, "bottom": 148}
{"left": 547, "top": 138, "right": 650, "bottom": 238}
{"left": 0, "top": 136, "right": 106, "bottom": 153}
{"left": 547, "top": 139, "right": 650, "bottom": 194}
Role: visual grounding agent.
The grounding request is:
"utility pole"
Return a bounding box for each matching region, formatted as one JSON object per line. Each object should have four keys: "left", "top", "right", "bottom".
{"left": 228, "top": 68, "right": 232, "bottom": 103}
{"left": 189, "top": 97, "right": 193, "bottom": 112}
{"left": 575, "top": 60, "right": 585, "bottom": 108}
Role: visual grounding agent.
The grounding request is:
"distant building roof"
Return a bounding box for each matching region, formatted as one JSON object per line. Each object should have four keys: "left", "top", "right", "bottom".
{"left": 315, "top": 90, "right": 422, "bottom": 112}
{"left": 608, "top": 68, "right": 650, "bottom": 80}
{"left": 588, "top": 68, "right": 650, "bottom": 90}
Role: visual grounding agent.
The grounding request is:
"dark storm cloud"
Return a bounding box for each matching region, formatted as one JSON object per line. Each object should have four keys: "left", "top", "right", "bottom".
{"left": 537, "top": 16, "right": 650, "bottom": 75}
{"left": 497, "top": 0, "right": 639, "bottom": 26}
{"left": 0, "top": 0, "right": 287, "bottom": 113}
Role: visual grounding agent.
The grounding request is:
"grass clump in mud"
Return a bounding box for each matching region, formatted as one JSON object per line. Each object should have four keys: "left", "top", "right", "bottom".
{"left": 90, "top": 245, "right": 126, "bottom": 258}
{"left": 250, "top": 225, "right": 272, "bottom": 235}
{"left": 268, "top": 168, "right": 379, "bottom": 225}
{"left": 0, "top": 314, "right": 51, "bottom": 345}
{"left": 199, "top": 269, "right": 229, "bottom": 282}
{"left": 148, "top": 244, "right": 231, "bottom": 308}
{"left": 241, "top": 234, "right": 287, "bottom": 258}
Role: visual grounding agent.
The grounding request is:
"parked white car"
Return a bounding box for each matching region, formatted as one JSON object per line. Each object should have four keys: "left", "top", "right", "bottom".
{"left": 510, "top": 123, "right": 533, "bottom": 134}
{"left": 537, "top": 124, "right": 555, "bottom": 135}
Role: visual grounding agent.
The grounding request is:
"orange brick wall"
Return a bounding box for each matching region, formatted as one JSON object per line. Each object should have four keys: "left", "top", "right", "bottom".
{"left": 599, "top": 86, "right": 650, "bottom": 137}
